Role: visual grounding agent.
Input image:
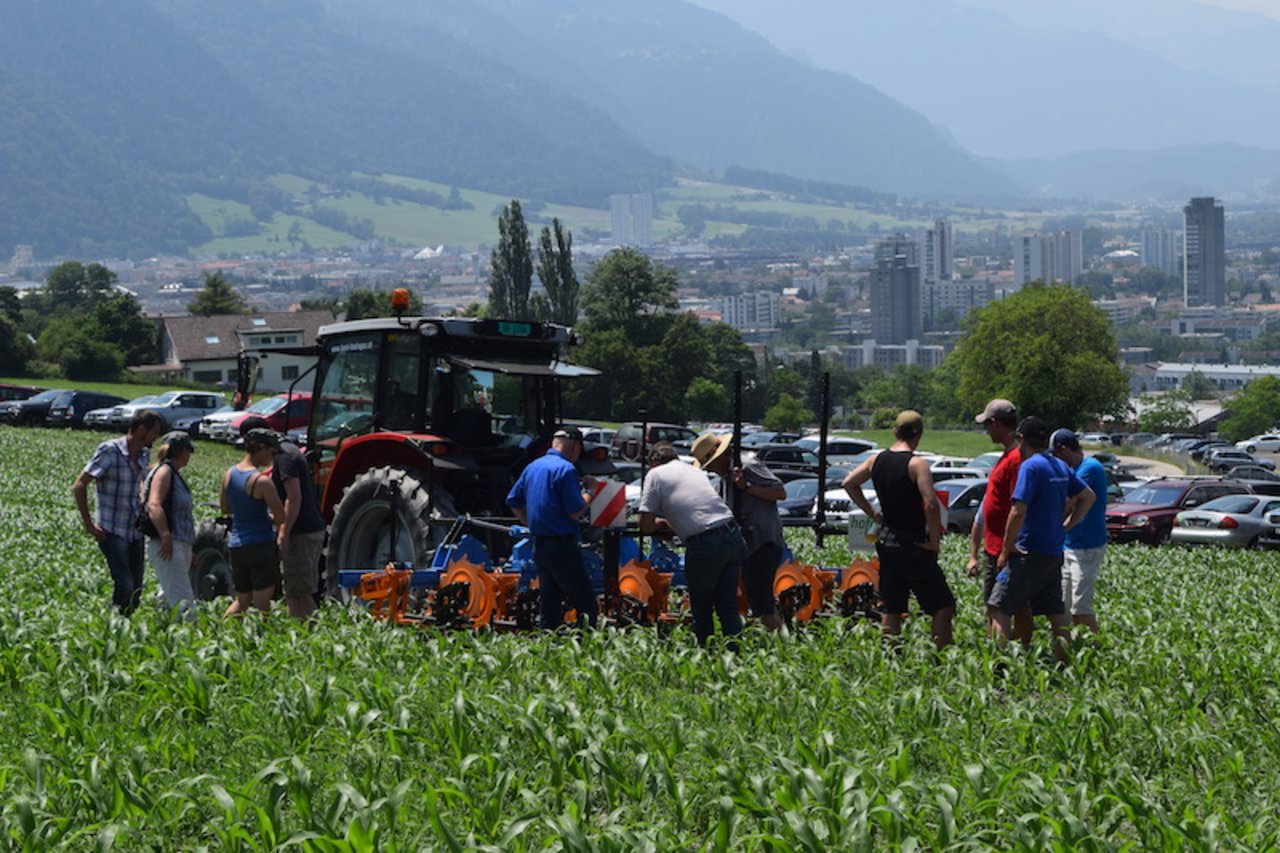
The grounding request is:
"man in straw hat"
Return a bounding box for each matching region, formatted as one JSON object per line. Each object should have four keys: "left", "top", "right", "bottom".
{"left": 690, "top": 431, "right": 787, "bottom": 631}
{"left": 841, "top": 410, "right": 954, "bottom": 649}
{"left": 639, "top": 441, "right": 748, "bottom": 645}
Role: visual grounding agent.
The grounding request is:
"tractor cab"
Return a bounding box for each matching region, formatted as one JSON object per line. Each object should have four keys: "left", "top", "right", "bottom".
{"left": 308, "top": 311, "right": 601, "bottom": 583}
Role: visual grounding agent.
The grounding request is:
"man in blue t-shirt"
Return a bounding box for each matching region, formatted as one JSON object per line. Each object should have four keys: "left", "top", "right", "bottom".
{"left": 992, "top": 417, "right": 1096, "bottom": 660}
{"left": 1051, "top": 429, "right": 1108, "bottom": 633}
{"left": 506, "top": 427, "right": 597, "bottom": 629}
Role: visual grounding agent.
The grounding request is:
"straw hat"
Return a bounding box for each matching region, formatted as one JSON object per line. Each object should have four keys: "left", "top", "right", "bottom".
{"left": 691, "top": 431, "right": 733, "bottom": 469}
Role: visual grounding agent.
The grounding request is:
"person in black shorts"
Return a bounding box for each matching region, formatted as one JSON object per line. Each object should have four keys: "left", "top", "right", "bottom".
{"left": 841, "top": 410, "right": 954, "bottom": 649}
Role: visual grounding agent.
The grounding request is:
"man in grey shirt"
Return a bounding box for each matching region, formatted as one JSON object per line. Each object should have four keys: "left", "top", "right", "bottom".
{"left": 691, "top": 432, "right": 786, "bottom": 630}
{"left": 639, "top": 442, "right": 747, "bottom": 645}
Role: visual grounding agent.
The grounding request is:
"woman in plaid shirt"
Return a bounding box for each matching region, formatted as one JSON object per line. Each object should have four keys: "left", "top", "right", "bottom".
{"left": 72, "top": 410, "right": 164, "bottom": 614}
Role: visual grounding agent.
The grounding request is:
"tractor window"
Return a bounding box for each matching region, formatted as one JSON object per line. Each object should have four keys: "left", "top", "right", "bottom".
{"left": 380, "top": 332, "right": 422, "bottom": 430}
{"left": 313, "top": 333, "right": 378, "bottom": 447}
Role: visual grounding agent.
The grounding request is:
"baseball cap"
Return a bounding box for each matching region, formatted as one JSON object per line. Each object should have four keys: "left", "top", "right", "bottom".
{"left": 553, "top": 426, "right": 584, "bottom": 443}
{"left": 244, "top": 427, "right": 282, "bottom": 450}
{"left": 160, "top": 430, "right": 195, "bottom": 455}
{"left": 1017, "top": 416, "right": 1051, "bottom": 443}
{"left": 239, "top": 415, "right": 271, "bottom": 437}
{"left": 975, "top": 399, "right": 1017, "bottom": 424}
{"left": 1050, "top": 428, "right": 1081, "bottom": 452}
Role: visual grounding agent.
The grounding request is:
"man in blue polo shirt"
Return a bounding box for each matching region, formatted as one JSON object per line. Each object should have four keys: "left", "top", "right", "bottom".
{"left": 506, "top": 427, "right": 597, "bottom": 629}
{"left": 992, "top": 417, "right": 1096, "bottom": 661}
{"left": 1050, "top": 428, "right": 1108, "bottom": 633}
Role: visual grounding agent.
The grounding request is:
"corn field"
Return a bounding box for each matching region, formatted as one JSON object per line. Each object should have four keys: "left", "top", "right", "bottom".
{"left": 2, "top": 427, "right": 1279, "bottom": 850}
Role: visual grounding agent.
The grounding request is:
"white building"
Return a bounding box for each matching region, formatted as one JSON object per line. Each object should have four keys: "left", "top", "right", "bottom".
{"left": 1152, "top": 362, "right": 1280, "bottom": 392}
{"left": 1140, "top": 228, "right": 1179, "bottom": 277}
{"left": 720, "top": 291, "right": 779, "bottom": 331}
{"left": 922, "top": 277, "right": 992, "bottom": 325}
{"left": 841, "top": 339, "right": 945, "bottom": 370}
{"left": 921, "top": 220, "right": 953, "bottom": 284}
{"left": 1013, "top": 230, "right": 1083, "bottom": 288}
{"left": 609, "top": 193, "right": 654, "bottom": 247}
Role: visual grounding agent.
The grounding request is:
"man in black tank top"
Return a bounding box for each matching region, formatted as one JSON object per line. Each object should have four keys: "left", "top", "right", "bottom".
{"left": 841, "top": 410, "right": 955, "bottom": 649}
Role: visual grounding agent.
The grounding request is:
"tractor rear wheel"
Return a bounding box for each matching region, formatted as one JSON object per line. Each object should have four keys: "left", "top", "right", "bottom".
{"left": 324, "top": 466, "right": 456, "bottom": 596}
{"left": 190, "top": 520, "right": 233, "bottom": 600}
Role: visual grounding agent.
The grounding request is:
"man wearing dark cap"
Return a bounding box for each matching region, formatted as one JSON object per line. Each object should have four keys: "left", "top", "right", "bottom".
{"left": 506, "top": 427, "right": 598, "bottom": 629}
{"left": 991, "top": 416, "right": 1096, "bottom": 661}
{"left": 239, "top": 415, "right": 325, "bottom": 619}
{"left": 1050, "top": 429, "right": 1108, "bottom": 633}
{"left": 967, "top": 398, "right": 1033, "bottom": 642}
{"left": 842, "top": 410, "right": 954, "bottom": 649}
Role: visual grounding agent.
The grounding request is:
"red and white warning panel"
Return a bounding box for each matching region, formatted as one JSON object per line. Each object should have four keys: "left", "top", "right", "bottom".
{"left": 588, "top": 479, "right": 628, "bottom": 528}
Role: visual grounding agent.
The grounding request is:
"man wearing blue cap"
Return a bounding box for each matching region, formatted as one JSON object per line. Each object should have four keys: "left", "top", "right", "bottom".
{"left": 1050, "top": 429, "right": 1108, "bottom": 633}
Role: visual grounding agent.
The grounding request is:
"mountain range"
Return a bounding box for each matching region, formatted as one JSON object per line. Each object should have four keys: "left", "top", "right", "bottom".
{"left": 2, "top": 0, "right": 1279, "bottom": 259}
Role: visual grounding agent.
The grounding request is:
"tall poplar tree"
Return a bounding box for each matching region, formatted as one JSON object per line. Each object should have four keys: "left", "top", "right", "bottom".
{"left": 488, "top": 200, "right": 533, "bottom": 320}
{"left": 536, "top": 218, "right": 580, "bottom": 326}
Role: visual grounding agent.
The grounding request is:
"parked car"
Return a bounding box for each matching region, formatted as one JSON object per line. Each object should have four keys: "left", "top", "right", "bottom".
{"left": 793, "top": 435, "right": 877, "bottom": 460}
{"left": 1222, "top": 466, "right": 1280, "bottom": 497}
{"left": 1236, "top": 434, "right": 1280, "bottom": 454}
{"left": 1106, "top": 477, "right": 1253, "bottom": 544}
{"left": 107, "top": 394, "right": 161, "bottom": 430}
{"left": 750, "top": 443, "right": 825, "bottom": 475}
{"left": 580, "top": 426, "right": 617, "bottom": 448}
{"left": 1124, "top": 433, "right": 1157, "bottom": 447}
{"left": 968, "top": 451, "right": 1004, "bottom": 473}
{"left": 742, "top": 430, "right": 800, "bottom": 447}
{"left": 1079, "top": 432, "right": 1111, "bottom": 444}
{"left": 207, "top": 392, "right": 313, "bottom": 443}
{"left": 778, "top": 477, "right": 822, "bottom": 520}
{"left": 1091, "top": 452, "right": 1122, "bottom": 472}
{"left": 935, "top": 478, "right": 987, "bottom": 534}
{"left": 0, "top": 389, "right": 66, "bottom": 426}
{"left": 610, "top": 422, "right": 698, "bottom": 462}
{"left": 1259, "top": 509, "right": 1280, "bottom": 549}
{"left": 1189, "top": 441, "right": 1231, "bottom": 463}
{"left": 931, "top": 467, "right": 988, "bottom": 483}
{"left": 139, "top": 390, "right": 228, "bottom": 431}
{"left": 1170, "top": 494, "right": 1280, "bottom": 548}
{"left": 46, "top": 390, "right": 127, "bottom": 429}
{"left": 82, "top": 407, "right": 116, "bottom": 430}
{"left": 928, "top": 456, "right": 973, "bottom": 469}
{"left": 1206, "top": 448, "right": 1275, "bottom": 473}
{"left": 0, "top": 383, "right": 45, "bottom": 402}
{"left": 198, "top": 406, "right": 241, "bottom": 439}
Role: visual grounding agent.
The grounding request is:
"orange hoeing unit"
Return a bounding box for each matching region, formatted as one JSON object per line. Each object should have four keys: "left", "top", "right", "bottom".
{"left": 772, "top": 560, "right": 838, "bottom": 621}
{"left": 436, "top": 557, "right": 520, "bottom": 628}
{"left": 356, "top": 565, "right": 416, "bottom": 624}
{"left": 617, "top": 559, "right": 673, "bottom": 623}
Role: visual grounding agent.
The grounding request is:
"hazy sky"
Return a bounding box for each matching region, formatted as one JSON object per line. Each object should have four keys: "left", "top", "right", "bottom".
{"left": 1201, "top": 0, "right": 1280, "bottom": 18}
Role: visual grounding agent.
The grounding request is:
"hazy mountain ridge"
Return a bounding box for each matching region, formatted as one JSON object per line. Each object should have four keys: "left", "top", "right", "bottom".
{"left": 690, "top": 0, "right": 1280, "bottom": 163}
{"left": 324, "top": 0, "right": 1017, "bottom": 198}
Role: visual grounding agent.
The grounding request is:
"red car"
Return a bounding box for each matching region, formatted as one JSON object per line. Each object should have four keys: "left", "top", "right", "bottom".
{"left": 1106, "top": 477, "right": 1252, "bottom": 545}
{"left": 207, "top": 392, "right": 313, "bottom": 443}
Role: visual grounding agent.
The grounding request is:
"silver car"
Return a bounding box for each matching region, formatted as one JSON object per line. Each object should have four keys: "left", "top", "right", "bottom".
{"left": 1170, "top": 494, "right": 1280, "bottom": 548}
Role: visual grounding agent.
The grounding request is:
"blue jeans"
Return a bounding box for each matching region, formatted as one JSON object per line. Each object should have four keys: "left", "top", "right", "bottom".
{"left": 684, "top": 522, "right": 747, "bottom": 644}
{"left": 534, "top": 535, "right": 598, "bottom": 629}
{"left": 100, "top": 533, "right": 146, "bottom": 614}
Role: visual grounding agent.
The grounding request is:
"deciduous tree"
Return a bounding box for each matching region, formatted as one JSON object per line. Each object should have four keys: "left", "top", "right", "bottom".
{"left": 1219, "top": 377, "right": 1280, "bottom": 442}
{"left": 950, "top": 283, "right": 1128, "bottom": 428}
{"left": 579, "top": 248, "right": 677, "bottom": 338}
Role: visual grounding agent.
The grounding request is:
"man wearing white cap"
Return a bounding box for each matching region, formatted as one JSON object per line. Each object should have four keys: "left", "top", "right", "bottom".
{"left": 691, "top": 431, "right": 786, "bottom": 631}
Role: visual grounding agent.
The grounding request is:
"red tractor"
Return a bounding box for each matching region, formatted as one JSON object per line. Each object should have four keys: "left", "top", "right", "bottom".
{"left": 311, "top": 307, "right": 608, "bottom": 592}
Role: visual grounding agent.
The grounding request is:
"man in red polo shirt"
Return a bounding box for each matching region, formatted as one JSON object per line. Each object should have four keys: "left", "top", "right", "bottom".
{"left": 966, "top": 399, "right": 1032, "bottom": 642}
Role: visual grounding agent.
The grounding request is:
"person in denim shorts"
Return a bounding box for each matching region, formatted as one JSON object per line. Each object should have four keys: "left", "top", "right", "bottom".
{"left": 221, "top": 428, "right": 285, "bottom": 617}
